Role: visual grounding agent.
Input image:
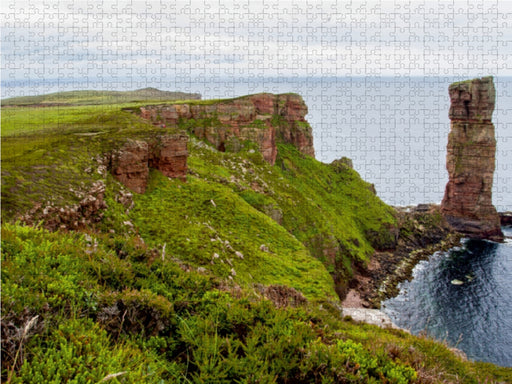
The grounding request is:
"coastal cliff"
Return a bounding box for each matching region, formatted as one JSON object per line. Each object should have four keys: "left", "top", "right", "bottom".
{"left": 110, "top": 134, "right": 188, "bottom": 193}
{"left": 110, "top": 94, "right": 314, "bottom": 193}
{"left": 441, "top": 77, "right": 503, "bottom": 240}
{"left": 2, "top": 89, "right": 511, "bottom": 382}
{"left": 139, "top": 93, "right": 314, "bottom": 165}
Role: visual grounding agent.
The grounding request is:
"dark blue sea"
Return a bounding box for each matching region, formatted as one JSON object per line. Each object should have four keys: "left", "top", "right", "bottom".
{"left": 382, "top": 227, "right": 512, "bottom": 367}
{"left": 3, "top": 76, "right": 512, "bottom": 366}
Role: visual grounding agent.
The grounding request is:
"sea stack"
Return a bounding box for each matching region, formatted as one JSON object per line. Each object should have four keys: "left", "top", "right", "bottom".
{"left": 441, "top": 76, "right": 503, "bottom": 240}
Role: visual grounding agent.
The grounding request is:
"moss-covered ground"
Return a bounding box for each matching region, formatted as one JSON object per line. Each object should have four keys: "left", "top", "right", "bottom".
{"left": 2, "top": 95, "right": 511, "bottom": 382}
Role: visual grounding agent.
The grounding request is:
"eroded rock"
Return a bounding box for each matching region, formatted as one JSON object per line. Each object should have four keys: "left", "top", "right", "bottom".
{"left": 139, "top": 93, "right": 314, "bottom": 164}
{"left": 20, "top": 181, "right": 107, "bottom": 231}
{"left": 149, "top": 133, "right": 188, "bottom": 182}
{"left": 110, "top": 134, "right": 189, "bottom": 193}
{"left": 111, "top": 140, "right": 149, "bottom": 194}
{"left": 441, "top": 77, "right": 503, "bottom": 240}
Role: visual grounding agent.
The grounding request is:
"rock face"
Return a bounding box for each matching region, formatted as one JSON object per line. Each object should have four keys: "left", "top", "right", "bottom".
{"left": 110, "top": 134, "right": 188, "bottom": 193}
{"left": 441, "top": 77, "right": 503, "bottom": 240}
{"left": 149, "top": 134, "right": 188, "bottom": 181}
{"left": 139, "top": 93, "right": 314, "bottom": 164}
{"left": 111, "top": 140, "right": 149, "bottom": 194}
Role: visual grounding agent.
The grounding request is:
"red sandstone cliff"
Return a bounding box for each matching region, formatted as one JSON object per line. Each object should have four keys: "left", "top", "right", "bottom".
{"left": 111, "top": 133, "right": 188, "bottom": 193}
{"left": 441, "top": 77, "right": 503, "bottom": 240}
{"left": 139, "top": 93, "right": 315, "bottom": 164}
{"left": 111, "top": 140, "right": 149, "bottom": 194}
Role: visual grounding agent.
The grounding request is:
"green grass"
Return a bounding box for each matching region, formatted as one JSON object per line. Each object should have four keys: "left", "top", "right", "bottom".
{"left": 1, "top": 88, "right": 200, "bottom": 107}
{"left": 2, "top": 223, "right": 510, "bottom": 383}
{"left": 128, "top": 171, "right": 336, "bottom": 301}
{"left": 186, "top": 138, "right": 397, "bottom": 294}
{"left": 1, "top": 105, "right": 181, "bottom": 219}
{"left": 2, "top": 96, "right": 511, "bottom": 382}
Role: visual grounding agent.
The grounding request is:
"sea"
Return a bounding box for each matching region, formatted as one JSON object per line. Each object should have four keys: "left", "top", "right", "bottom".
{"left": 3, "top": 76, "right": 511, "bottom": 211}
{"left": 2, "top": 76, "right": 512, "bottom": 366}
{"left": 382, "top": 227, "right": 512, "bottom": 367}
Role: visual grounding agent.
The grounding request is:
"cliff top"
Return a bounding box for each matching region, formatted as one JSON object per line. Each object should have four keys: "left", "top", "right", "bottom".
{"left": 449, "top": 76, "right": 493, "bottom": 88}
{"left": 136, "top": 92, "right": 304, "bottom": 107}
{"left": 448, "top": 76, "right": 495, "bottom": 121}
{"left": 1, "top": 88, "right": 201, "bottom": 107}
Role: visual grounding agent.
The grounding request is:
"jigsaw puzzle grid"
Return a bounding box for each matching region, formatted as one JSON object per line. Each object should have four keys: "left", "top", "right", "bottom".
{"left": 2, "top": 0, "right": 511, "bottom": 209}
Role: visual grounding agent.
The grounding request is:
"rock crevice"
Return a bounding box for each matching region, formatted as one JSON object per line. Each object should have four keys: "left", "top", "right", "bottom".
{"left": 110, "top": 133, "right": 188, "bottom": 193}
{"left": 441, "top": 77, "right": 503, "bottom": 240}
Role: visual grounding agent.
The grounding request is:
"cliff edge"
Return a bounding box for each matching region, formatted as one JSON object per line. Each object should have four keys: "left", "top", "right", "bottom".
{"left": 139, "top": 93, "right": 314, "bottom": 165}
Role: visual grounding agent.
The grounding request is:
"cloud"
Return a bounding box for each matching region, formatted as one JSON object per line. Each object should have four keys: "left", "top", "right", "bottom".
{"left": 1, "top": 0, "right": 511, "bottom": 94}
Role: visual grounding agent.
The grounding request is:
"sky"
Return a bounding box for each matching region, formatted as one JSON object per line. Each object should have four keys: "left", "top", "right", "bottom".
{"left": 1, "top": 0, "right": 511, "bottom": 97}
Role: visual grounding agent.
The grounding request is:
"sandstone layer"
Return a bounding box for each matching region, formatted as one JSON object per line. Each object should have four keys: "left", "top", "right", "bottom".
{"left": 139, "top": 93, "right": 314, "bottom": 164}
{"left": 110, "top": 133, "right": 188, "bottom": 193}
{"left": 441, "top": 77, "right": 503, "bottom": 240}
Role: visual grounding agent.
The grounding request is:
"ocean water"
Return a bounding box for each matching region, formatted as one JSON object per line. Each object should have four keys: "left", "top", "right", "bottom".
{"left": 3, "top": 76, "right": 512, "bottom": 366}
{"left": 3, "top": 76, "right": 511, "bottom": 210}
{"left": 382, "top": 226, "right": 512, "bottom": 367}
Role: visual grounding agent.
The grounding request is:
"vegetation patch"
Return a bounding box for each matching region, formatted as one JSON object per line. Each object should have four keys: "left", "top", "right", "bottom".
{"left": 2, "top": 223, "right": 511, "bottom": 383}
{"left": 2, "top": 94, "right": 511, "bottom": 381}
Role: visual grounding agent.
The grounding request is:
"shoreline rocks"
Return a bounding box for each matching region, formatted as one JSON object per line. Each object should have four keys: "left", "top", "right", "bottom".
{"left": 343, "top": 204, "right": 461, "bottom": 308}
{"left": 342, "top": 307, "right": 402, "bottom": 330}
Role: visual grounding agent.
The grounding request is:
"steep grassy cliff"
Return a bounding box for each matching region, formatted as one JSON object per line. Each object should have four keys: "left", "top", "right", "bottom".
{"left": 2, "top": 93, "right": 510, "bottom": 383}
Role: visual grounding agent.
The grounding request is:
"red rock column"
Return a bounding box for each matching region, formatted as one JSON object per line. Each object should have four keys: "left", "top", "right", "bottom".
{"left": 441, "top": 77, "right": 503, "bottom": 240}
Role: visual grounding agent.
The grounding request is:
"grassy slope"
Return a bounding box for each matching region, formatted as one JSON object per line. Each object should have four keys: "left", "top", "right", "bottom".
{"left": 1, "top": 88, "right": 200, "bottom": 106}
{"left": 2, "top": 96, "right": 511, "bottom": 382}
{"left": 2, "top": 223, "right": 509, "bottom": 383}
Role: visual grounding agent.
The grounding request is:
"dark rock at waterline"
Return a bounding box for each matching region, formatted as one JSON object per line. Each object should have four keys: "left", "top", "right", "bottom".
{"left": 499, "top": 212, "right": 512, "bottom": 226}
{"left": 345, "top": 204, "right": 460, "bottom": 308}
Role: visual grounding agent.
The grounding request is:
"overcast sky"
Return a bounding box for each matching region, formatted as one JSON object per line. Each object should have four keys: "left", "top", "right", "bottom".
{"left": 1, "top": 0, "right": 511, "bottom": 96}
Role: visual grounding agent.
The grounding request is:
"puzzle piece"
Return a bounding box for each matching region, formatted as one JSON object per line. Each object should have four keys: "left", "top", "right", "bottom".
{"left": 1, "top": 0, "right": 510, "bottom": 209}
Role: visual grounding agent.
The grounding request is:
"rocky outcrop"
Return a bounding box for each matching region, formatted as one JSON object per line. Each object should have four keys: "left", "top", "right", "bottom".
{"left": 500, "top": 212, "right": 512, "bottom": 226}
{"left": 149, "top": 134, "right": 188, "bottom": 182}
{"left": 110, "top": 134, "right": 188, "bottom": 193}
{"left": 19, "top": 181, "right": 107, "bottom": 231}
{"left": 111, "top": 140, "right": 149, "bottom": 194}
{"left": 441, "top": 77, "right": 503, "bottom": 240}
{"left": 139, "top": 93, "right": 314, "bottom": 164}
